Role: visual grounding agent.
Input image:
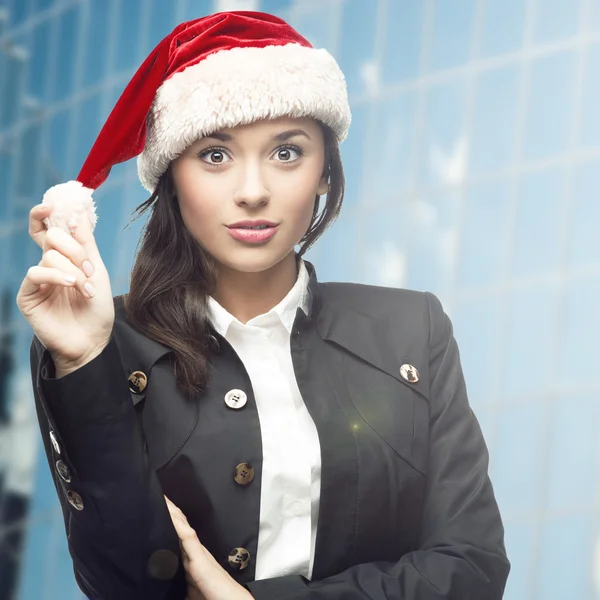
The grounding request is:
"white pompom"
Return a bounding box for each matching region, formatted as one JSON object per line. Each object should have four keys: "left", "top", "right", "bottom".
{"left": 42, "top": 180, "right": 98, "bottom": 234}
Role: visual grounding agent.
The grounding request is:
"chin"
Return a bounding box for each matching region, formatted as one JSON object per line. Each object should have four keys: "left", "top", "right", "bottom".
{"left": 216, "top": 247, "right": 294, "bottom": 274}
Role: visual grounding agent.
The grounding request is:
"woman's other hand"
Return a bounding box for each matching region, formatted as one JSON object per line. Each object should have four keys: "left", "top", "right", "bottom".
{"left": 164, "top": 496, "right": 254, "bottom": 600}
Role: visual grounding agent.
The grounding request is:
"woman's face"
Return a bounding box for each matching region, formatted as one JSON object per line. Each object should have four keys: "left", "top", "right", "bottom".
{"left": 171, "top": 116, "right": 328, "bottom": 274}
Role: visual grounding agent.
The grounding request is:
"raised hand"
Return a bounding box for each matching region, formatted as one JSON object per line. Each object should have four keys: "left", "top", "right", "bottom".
{"left": 16, "top": 199, "right": 115, "bottom": 376}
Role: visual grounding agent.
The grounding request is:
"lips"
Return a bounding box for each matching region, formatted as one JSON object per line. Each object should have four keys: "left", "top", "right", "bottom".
{"left": 227, "top": 220, "right": 278, "bottom": 229}
{"left": 226, "top": 221, "right": 279, "bottom": 244}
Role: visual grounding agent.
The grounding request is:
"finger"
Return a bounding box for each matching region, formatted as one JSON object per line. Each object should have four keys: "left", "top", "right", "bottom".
{"left": 29, "top": 202, "right": 53, "bottom": 249}
{"left": 18, "top": 265, "right": 78, "bottom": 299}
{"left": 40, "top": 250, "right": 94, "bottom": 298}
{"left": 70, "top": 212, "right": 102, "bottom": 264}
{"left": 43, "top": 228, "right": 94, "bottom": 279}
{"left": 164, "top": 497, "right": 190, "bottom": 526}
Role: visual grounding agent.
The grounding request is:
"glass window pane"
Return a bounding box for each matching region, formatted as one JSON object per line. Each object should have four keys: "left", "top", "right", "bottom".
{"left": 356, "top": 198, "right": 409, "bottom": 289}
{"left": 116, "top": 185, "right": 150, "bottom": 287}
{"left": 479, "top": 0, "right": 525, "bottom": 57}
{"left": 453, "top": 295, "right": 503, "bottom": 410}
{"left": 502, "top": 283, "right": 558, "bottom": 399}
{"left": 535, "top": 514, "right": 595, "bottom": 600}
{"left": 591, "top": 0, "right": 600, "bottom": 31}
{"left": 570, "top": 159, "right": 600, "bottom": 268}
{"left": 9, "top": 0, "right": 28, "bottom": 26}
{"left": 534, "top": 0, "right": 581, "bottom": 43}
{"left": 288, "top": 2, "right": 337, "bottom": 53}
{"left": 525, "top": 51, "right": 575, "bottom": 161}
{"left": 382, "top": 0, "right": 424, "bottom": 84}
{"left": 429, "top": 0, "right": 476, "bottom": 71}
{"left": 492, "top": 401, "right": 545, "bottom": 515}
{"left": 72, "top": 92, "right": 103, "bottom": 174}
{"left": 52, "top": 5, "right": 80, "bottom": 102}
{"left": 33, "top": 0, "right": 54, "bottom": 10}
{"left": 337, "top": 0, "right": 377, "bottom": 96}
{"left": 313, "top": 212, "right": 358, "bottom": 283}
{"left": 0, "top": 50, "right": 27, "bottom": 129}
{"left": 16, "top": 122, "right": 42, "bottom": 198}
{"left": 457, "top": 180, "right": 511, "bottom": 288}
{"left": 368, "top": 91, "right": 417, "bottom": 202}
{"left": 27, "top": 20, "right": 50, "bottom": 100}
{"left": 581, "top": 44, "right": 600, "bottom": 148}
{"left": 339, "top": 104, "right": 370, "bottom": 208}
{"left": 404, "top": 190, "right": 461, "bottom": 295}
{"left": 560, "top": 277, "right": 600, "bottom": 387}
{"left": 261, "top": 0, "right": 294, "bottom": 14}
{"left": 82, "top": 0, "right": 110, "bottom": 87}
{"left": 545, "top": 394, "right": 600, "bottom": 512}
{"left": 502, "top": 521, "right": 535, "bottom": 600}
{"left": 115, "top": 0, "right": 142, "bottom": 72}
{"left": 0, "top": 153, "right": 15, "bottom": 222}
{"left": 47, "top": 109, "right": 71, "bottom": 182}
{"left": 470, "top": 66, "right": 519, "bottom": 175}
{"left": 93, "top": 184, "right": 123, "bottom": 272}
{"left": 147, "top": 0, "right": 178, "bottom": 50}
{"left": 512, "top": 168, "right": 564, "bottom": 277}
{"left": 9, "top": 224, "right": 38, "bottom": 285}
{"left": 421, "top": 78, "right": 467, "bottom": 185}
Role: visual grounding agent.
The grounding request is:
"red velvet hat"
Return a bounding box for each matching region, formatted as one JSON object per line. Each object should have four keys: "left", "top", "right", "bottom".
{"left": 42, "top": 11, "right": 351, "bottom": 232}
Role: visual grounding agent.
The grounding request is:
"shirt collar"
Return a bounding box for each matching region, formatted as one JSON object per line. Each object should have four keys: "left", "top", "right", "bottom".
{"left": 207, "top": 259, "right": 310, "bottom": 337}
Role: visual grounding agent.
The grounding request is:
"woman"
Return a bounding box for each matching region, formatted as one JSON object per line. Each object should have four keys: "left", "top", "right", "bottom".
{"left": 16, "top": 10, "right": 509, "bottom": 600}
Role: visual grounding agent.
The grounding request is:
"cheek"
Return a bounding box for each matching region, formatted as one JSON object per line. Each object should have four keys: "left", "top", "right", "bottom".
{"left": 283, "top": 191, "right": 317, "bottom": 243}
{"left": 175, "top": 170, "right": 223, "bottom": 234}
{"left": 278, "top": 171, "right": 319, "bottom": 224}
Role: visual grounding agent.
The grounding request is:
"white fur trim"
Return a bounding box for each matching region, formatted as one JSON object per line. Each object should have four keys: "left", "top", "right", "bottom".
{"left": 42, "top": 181, "right": 98, "bottom": 233}
{"left": 137, "top": 43, "right": 351, "bottom": 192}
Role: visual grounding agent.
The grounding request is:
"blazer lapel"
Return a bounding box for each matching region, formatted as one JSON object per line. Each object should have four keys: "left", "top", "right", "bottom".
{"left": 312, "top": 282, "right": 429, "bottom": 402}
{"left": 112, "top": 296, "right": 199, "bottom": 471}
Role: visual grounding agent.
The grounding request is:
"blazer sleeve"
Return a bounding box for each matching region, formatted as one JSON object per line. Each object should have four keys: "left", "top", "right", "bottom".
{"left": 29, "top": 332, "right": 186, "bottom": 600}
{"left": 245, "top": 291, "right": 510, "bottom": 600}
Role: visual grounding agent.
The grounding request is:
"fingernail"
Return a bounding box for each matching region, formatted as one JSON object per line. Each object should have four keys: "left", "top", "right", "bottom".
{"left": 64, "top": 274, "right": 76, "bottom": 284}
{"left": 83, "top": 282, "right": 95, "bottom": 298}
{"left": 82, "top": 260, "right": 94, "bottom": 277}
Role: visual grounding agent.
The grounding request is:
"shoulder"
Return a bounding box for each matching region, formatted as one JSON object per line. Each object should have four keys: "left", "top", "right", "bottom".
{"left": 318, "top": 281, "right": 445, "bottom": 324}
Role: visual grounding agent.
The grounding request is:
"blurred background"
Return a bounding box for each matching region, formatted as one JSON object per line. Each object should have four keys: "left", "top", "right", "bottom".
{"left": 0, "top": 0, "right": 599, "bottom": 598}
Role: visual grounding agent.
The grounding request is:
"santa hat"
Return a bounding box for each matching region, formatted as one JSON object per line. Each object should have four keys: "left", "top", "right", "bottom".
{"left": 42, "top": 11, "right": 351, "bottom": 233}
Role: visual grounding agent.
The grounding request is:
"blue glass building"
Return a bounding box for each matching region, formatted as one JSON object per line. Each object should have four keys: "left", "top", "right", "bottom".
{"left": 1, "top": 0, "right": 599, "bottom": 598}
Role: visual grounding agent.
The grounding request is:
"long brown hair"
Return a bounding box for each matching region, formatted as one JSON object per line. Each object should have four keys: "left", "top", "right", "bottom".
{"left": 124, "top": 123, "right": 345, "bottom": 398}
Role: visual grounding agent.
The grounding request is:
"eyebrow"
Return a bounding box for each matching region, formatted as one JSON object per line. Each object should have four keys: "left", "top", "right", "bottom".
{"left": 204, "top": 129, "right": 312, "bottom": 143}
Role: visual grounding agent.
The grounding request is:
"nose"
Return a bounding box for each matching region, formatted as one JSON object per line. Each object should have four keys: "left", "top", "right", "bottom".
{"left": 233, "top": 163, "right": 270, "bottom": 207}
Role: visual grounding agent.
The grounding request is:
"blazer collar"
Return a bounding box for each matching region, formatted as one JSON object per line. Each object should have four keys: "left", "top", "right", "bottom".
{"left": 113, "top": 262, "right": 429, "bottom": 403}
{"left": 304, "top": 261, "right": 429, "bottom": 401}
{"left": 113, "top": 296, "right": 173, "bottom": 404}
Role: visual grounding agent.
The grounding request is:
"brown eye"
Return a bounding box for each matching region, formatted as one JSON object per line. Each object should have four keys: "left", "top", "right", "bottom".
{"left": 274, "top": 146, "right": 302, "bottom": 162}
{"left": 210, "top": 151, "right": 224, "bottom": 163}
{"left": 278, "top": 149, "right": 291, "bottom": 161}
{"left": 199, "top": 148, "right": 230, "bottom": 165}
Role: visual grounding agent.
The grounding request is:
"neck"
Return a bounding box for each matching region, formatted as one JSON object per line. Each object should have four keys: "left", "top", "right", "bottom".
{"left": 212, "top": 252, "right": 300, "bottom": 324}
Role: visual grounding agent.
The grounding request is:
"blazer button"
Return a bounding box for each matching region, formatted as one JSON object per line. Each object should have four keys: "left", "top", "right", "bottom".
{"left": 234, "top": 463, "right": 255, "bottom": 486}
{"left": 129, "top": 371, "right": 148, "bottom": 394}
{"left": 147, "top": 549, "right": 179, "bottom": 580}
{"left": 224, "top": 389, "right": 247, "bottom": 410}
{"left": 399, "top": 364, "right": 420, "bottom": 383}
{"left": 66, "top": 490, "right": 85, "bottom": 511}
{"left": 228, "top": 547, "right": 250, "bottom": 571}
{"left": 56, "top": 460, "right": 72, "bottom": 483}
{"left": 49, "top": 430, "right": 61, "bottom": 454}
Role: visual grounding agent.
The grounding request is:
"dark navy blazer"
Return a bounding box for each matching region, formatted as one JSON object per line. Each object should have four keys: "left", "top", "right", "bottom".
{"left": 30, "top": 262, "right": 509, "bottom": 599}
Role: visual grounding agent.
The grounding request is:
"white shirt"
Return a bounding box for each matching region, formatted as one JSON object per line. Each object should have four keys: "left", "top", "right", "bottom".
{"left": 207, "top": 261, "right": 321, "bottom": 580}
